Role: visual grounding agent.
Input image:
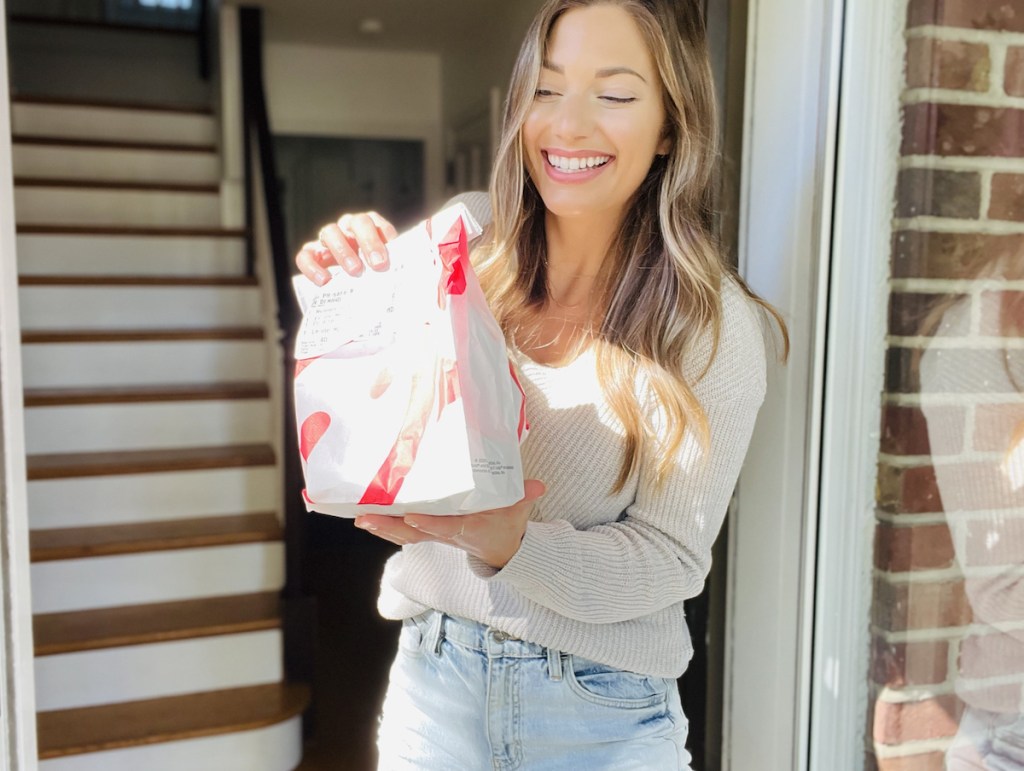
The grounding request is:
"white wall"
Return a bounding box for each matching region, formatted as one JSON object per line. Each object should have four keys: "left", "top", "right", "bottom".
{"left": 263, "top": 42, "right": 445, "bottom": 208}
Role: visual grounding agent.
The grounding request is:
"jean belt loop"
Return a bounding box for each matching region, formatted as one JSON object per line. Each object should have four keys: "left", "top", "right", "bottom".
{"left": 547, "top": 646, "right": 564, "bottom": 682}
{"left": 428, "top": 611, "right": 446, "bottom": 657}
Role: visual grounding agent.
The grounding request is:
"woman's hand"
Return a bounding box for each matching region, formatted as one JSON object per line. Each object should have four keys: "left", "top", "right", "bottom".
{"left": 354, "top": 480, "right": 547, "bottom": 569}
{"left": 294, "top": 211, "right": 399, "bottom": 286}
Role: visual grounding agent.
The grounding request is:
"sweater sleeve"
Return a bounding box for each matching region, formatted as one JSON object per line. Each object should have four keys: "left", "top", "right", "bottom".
{"left": 487, "top": 288, "right": 769, "bottom": 623}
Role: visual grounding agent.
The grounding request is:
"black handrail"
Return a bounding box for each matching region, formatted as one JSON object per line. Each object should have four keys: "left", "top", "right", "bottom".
{"left": 238, "top": 5, "right": 315, "bottom": 706}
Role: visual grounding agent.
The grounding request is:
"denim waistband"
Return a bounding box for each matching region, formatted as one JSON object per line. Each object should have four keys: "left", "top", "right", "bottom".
{"left": 414, "top": 609, "right": 560, "bottom": 664}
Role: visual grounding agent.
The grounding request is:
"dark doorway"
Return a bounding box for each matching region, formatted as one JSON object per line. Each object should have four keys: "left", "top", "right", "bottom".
{"left": 276, "top": 135, "right": 425, "bottom": 771}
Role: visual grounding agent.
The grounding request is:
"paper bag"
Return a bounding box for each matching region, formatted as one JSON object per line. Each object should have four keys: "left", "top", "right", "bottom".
{"left": 292, "top": 204, "right": 528, "bottom": 517}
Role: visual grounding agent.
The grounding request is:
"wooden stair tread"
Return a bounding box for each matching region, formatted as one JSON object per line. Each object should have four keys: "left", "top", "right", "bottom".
{"left": 37, "top": 682, "right": 310, "bottom": 759}
{"left": 24, "top": 382, "right": 270, "bottom": 406}
{"left": 31, "top": 512, "right": 282, "bottom": 562}
{"left": 17, "top": 224, "right": 245, "bottom": 237}
{"left": 27, "top": 443, "right": 276, "bottom": 480}
{"left": 8, "top": 14, "right": 199, "bottom": 37}
{"left": 12, "top": 134, "right": 216, "bottom": 153}
{"left": 19, "top": 275, "right": 258, "bottom": 287}
{"left": 22, "top": 326, "right": 264, "bottom": 343}
{"left": 14, "top": 177, "right": 218, "bottom": 193}
{"left": 34, "top": 591, "right": 281, "bottom": 656}
{"left": 12, "top": 94, "right": 213, "bottom": 115}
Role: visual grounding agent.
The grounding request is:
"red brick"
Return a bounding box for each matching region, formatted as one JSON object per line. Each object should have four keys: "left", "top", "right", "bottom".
{"left": 906, "top": 38, "right": 990, "bottom": 91}
{"left": 959, "top": 632, "right": 1024, "bottom": 678}
{"left": 885, "top": 347, "right": 1024, "bottom": 395}
{"left": 888, "top": 292, "right": 970, "bottom": 337}
{"left": 872, "top": 577, "right": 971, "bottom": 631}
{"left": 896, "top": 168, "right": 981, "bottom": 218}
{"left": 876, "top": 752, "right": 946, "bottom": 771}
{"left": 872, "top": 636, "right": 950, "bottom": 686}
{"left": 908, "top": 0, "right": 1024, "bottom": 33}
{"left": 878, "top": 463, "right": 942, "bottom": 513}
{"left": 973, "top": 402, "right": 1024, "bottom": 451}
{"left": 879, "top": 460, "right": 1024, "bottom": 513}
{"left": 964, "top": 515, "right": 1024, "bottom": 566}
{"left": 872, "top": 693, "right": 963, "bottom": 744}
{"left": 990, "top": 173, "right": 1024, "bottom": 221}
{"left": 1007, "top": 47, "right": 1024, "bottom": 97}
{"left": 892, "top": 230, "right": 1024, "bottom": 279}
{"left": 881, "top": 404, "right": 965, "bottom": 456}
{"left": 903, "top": 103, "right": 1024, "bottom": 158}
{"left": 979, "top": 290, "right": 1024, "bottom": 335}
{"left": 875, "top": 522, "right": 956, "bottom": 571}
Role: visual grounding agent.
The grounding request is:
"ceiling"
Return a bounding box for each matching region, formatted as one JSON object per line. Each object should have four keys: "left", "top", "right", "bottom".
{"left": 251, "top": 0, "right": 526, "bottom": 55}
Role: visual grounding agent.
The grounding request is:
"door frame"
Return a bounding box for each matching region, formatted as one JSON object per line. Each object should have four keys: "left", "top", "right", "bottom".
{"left": 0, "top": 6, "right": 41, "bottom": 769}
{"left": 724, "top": 0, "right": 845, "bottom": 768}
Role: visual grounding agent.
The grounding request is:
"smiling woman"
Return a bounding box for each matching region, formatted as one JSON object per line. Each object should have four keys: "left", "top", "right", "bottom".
{"left": 293, "top": 1, "right": 788, "bottom": 768}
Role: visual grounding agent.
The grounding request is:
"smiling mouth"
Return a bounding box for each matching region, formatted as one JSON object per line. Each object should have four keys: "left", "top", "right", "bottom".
{"left": 544, "top": 152, "right": 613, "bottom": 173}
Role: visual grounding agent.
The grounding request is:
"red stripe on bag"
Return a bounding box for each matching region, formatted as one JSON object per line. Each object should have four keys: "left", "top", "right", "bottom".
{"left": 508, "top": 363, "right": 528, "bottom": 440}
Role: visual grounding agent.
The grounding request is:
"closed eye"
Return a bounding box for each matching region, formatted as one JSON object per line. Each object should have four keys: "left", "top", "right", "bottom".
{"left": 600, "top": 95, "right": 637, "bottom": 104}
{"left": 535, "top": 89, "right": 560, "bottom": 99}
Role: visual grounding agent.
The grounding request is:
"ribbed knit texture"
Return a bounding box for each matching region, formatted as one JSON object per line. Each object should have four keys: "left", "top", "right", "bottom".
{"left": 377, "top": 274, "right": 769, "bottom": 678}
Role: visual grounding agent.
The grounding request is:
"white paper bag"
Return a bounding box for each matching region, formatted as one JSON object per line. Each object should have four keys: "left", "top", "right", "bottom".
{"left": 292, "top": 204, "right": 528, "bottom": 517}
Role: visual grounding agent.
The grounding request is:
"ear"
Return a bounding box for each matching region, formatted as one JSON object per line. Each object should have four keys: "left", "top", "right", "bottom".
{"left": 656, "top": 129, "right": 673, "bottom": 157}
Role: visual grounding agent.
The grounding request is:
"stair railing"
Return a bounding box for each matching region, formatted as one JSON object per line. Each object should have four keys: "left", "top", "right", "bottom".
{"left": 237, "top": 4, "right": 315, "bottom": 713}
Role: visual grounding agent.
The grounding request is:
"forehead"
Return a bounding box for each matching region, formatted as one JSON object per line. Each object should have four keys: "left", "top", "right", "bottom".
{"left": 545, "top": 4, "right": 657, "bottom": 75}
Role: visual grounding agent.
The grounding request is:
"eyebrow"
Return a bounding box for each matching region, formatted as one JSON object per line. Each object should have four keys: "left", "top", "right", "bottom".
{"left": 541, "top": 61, "right": 648, "bottom": 83}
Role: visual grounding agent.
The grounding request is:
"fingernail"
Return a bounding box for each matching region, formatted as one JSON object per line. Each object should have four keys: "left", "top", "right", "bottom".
{"left": 344, "top": 256, "right": 363, "bottom": 274}
{"left": 369, "top": 251, "right": 386, "bottom": 268}
{"left": 314, "top": 270, "right": 328, "bottom": 286}
{"left": 405, "top": 520, "right": 420, "bottom": 529}
{"left": 355, "top": 521, "right": 376, "bottom": 531}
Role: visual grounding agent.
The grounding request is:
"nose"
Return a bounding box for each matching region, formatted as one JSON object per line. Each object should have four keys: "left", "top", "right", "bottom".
{"left": 552, "top": 93, "right": 593, "bottom": 141}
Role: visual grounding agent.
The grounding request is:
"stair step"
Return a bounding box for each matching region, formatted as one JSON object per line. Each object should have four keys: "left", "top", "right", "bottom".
{"left": 23, "top": 326, "right": 264, "bottom": 343}
{"left": 13, "top": 141, "right": 220, "bottom": 186}
{"left": 21, "top": 334, "right": 268, "bottom": 389}
{"left": 37, "top": 683, "right": 308, "bottom": 760}
{"left": 15, "top": 177, "right": 219, "bottom": 193}
{"left": 31, "top": 512, "right": 281, "bottom": 562}
{"left": 17, "top": 233, "right": 246, "bottom": 277}
{"left": 12, "top": 99, "right": 216, "bottom": 145}
{"left": 18, "top": 224, "right": 244, "bottom": 237}
{"left": 9, "top": 13, "right": 199, "bottom": 37}
{"left": 20, "top": 275, "right": 257, "bottom": 286}
{"left": 12, "top": 135, "right": 216, "bottom": 152}
{"left": 24, "top": 382, "right": 269, "bottom": 407}
{"left": 29, "top": 467, "right": 280, "bottom": 530}
{"left": 14, "top": 184, "right": 221, "bottom": 227}
{"left": 34, "top": 592, "right": 281, "bottom": 657}
{"left": 27, "top": 444, "right": 276, "bottom": 480}
{"left": 12, "top": 94, "right": 213, "bottom": 115}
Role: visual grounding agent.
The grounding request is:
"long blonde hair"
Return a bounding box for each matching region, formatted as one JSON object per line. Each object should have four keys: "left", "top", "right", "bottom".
{"left": 475, "top": 0, "right": 789, "bottom": 491}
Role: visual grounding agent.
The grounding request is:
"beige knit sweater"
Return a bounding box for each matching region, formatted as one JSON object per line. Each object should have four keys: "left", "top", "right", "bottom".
{"left": 377, "top": 254, "right": 769, "bottom": 677}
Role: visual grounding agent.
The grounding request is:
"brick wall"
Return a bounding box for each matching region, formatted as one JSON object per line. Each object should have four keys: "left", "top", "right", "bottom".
{"left": 869, "top": 2, "right": 1024, "bottom": 769}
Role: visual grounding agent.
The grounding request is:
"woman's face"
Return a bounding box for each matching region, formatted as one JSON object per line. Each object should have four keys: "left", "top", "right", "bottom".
{"left": 522, "top": 4, "right": 670, "bottom": 223}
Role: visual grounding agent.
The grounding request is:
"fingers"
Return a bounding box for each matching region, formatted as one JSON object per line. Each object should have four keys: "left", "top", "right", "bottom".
{"left": 403, "top": 514, "right": 470, "bottom": 542}
{"left": 354, "top": 515, "right": 430, "bottom": 546}
{"left": 338, "top": 212, "right": 392, "bottom": 272}
{"left": 294, "top": 211, "right": 399, "bottom": 286}
{"left": 294, "top": 241, "right": 335, "bottom": 286}
{"left": 522, "top": 479, "right": 547, "bottom": 503}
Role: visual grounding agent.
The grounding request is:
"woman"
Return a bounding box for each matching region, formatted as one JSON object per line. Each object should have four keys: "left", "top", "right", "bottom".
{"left": 295, "top": 0, "right": 787, "bottom": 767}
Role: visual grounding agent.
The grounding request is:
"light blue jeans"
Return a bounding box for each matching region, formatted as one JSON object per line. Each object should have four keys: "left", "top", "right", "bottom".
{"left": 377, "top": 610, "right": 692, "bottom": 770}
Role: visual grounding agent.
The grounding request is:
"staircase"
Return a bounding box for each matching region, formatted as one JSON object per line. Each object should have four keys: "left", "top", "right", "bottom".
{"left": 9, "top": 15, "right": 307, "bottom": 771}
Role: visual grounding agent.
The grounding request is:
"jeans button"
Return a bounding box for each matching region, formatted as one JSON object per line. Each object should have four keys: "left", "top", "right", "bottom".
{"left": 491, "top": 630, "right": 509, "bottom": 642}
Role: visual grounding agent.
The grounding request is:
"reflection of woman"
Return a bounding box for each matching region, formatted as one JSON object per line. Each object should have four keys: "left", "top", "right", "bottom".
{"left": 295, "top": 0, "right": 786, "bottom": 767}
{"left": 915, "top": 256, "right": 1024, "bottom": 769}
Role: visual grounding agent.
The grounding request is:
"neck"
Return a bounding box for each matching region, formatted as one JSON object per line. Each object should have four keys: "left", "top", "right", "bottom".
{"left": 543, "top": 208, "right": 621, "bottom": 278}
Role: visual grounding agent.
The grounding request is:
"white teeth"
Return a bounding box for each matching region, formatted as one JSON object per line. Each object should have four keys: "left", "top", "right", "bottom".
{"left": 546, "top": 153, "right": 611, "bottom": 173}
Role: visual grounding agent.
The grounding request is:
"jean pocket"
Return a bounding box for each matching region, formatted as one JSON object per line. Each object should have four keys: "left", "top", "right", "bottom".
{"left": 398, "top": 614, "right": 429, "bottom": 658}
{"left": 564, "top": 655, "right": 669, "bottom": 710}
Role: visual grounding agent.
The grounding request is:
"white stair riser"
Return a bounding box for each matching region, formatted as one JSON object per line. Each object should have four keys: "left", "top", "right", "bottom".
{"left": 21, "top": 340, "right": 269, "bottom": 387}
{"left": 40, "top": 715, "right": 303, "bottom": 771}
{"left": 16, "top": 235, "right": 246, "bottom": 276}
{"left": 31, "top": 542, "right": 285, "bottom": 613}
{"left": 28, "top": 467, "right": 280, "bottom": 529}
{"left": 20, "top": 286, "right": 261, "bottom": 329}
{"left": 14, "top": 145, "right": 219, "bottom": 185}
{"left": 35, "top": 631, "right": 283, "bottom": 711}
{"left": 12, "top": 103, "right": 217, "bottom": 145}
{"left": 25, "top": 400, "right": 273, "bottom": 453}
{"left": 15, "top": 187, "right": 220, "bottom": 227}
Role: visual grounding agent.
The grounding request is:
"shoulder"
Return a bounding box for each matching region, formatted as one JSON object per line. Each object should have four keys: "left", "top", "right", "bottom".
{"left": 690, "top": 273, "right": 769, "bottom": 405}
